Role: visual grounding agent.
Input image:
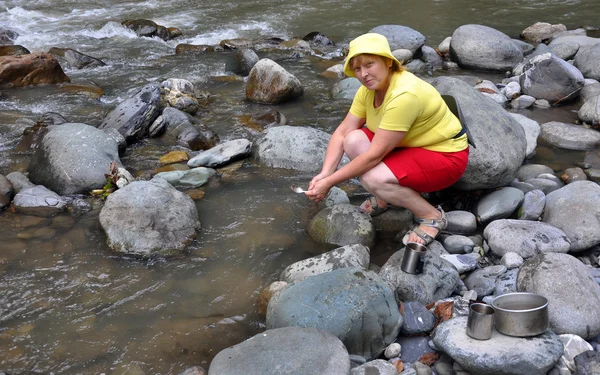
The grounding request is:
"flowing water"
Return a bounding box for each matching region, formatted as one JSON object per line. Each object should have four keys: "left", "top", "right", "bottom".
{"left": 0, "top": 0, "right": 598, "bottom": 373}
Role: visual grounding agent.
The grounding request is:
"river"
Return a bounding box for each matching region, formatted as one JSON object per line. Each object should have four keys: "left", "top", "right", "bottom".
{"left": 0, "top": 0, "right": 597, "bottom": 373}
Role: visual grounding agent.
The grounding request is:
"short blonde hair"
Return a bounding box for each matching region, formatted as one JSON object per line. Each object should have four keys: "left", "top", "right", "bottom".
{"left": 349, "top": 53, "right": 405, "bottom": 73}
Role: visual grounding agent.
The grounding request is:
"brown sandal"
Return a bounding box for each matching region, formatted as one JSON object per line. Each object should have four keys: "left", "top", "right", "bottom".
{"left": 359, "top": 196, "right": 389, "bottom": 217}
{"left": 402, "top": 206, "right": 448, "bottom": 245}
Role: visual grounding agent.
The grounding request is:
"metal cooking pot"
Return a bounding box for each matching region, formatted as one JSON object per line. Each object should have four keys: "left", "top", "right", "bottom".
{"left": 491, "top": 292, "right": 549, "bottom": 337}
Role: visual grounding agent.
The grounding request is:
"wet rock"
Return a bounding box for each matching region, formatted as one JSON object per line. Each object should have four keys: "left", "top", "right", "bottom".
{"left": 520, "top": 53, "right": 584, "bottom": 103}
{"left": 280, "top": 244, "right": 370, "bottom": 283}
{"left": 175, "top": 44, "right": 221, "bottom": 55}
{"left": 319, "top": 186, "right": 350, "bottom": 209}
{"left": 320, "top": 63, "right": 345, "bottom": 80}
{"left": 439, "top": 254, "right": 478, "bottom": 274}
{"left": 517, "top": 253, "right": 600, "bottom": 339}
{"left": 371, "top": 208, "right": 413, "bottom": 235}
{"left": 369, "top": 25, "right": 426, "bottom": 54}
{"left": 267, "top": 268, "right": 402, "bottom": 360}
{"left": 0, "top": 26, "right": 18, "bottom": 44}
{"left": 161, "top": 78, "right": 200, "bottom": 114}
{"left": 521, "top": 22, "right": 567, "bottom": 43}
{"left": 524, "top": 176, "right": 563, "bottom": 194}
{"left": 543, "top": 180, "right": 600, "bottom": 251}
{"left": 0, "top": 52, "right": 70, "bottom": 88}
{"left": 474, "top": 187, "right": 524, "bottom": 224}
{"left": 510, "top": 95, "right": 536, "bottom": 109}
{"left": 0, "top": 45, "right": 30, "bottom": 56}
{"left": 99, "top": 177, "right": 200, "bottom": 256}
{"left": 257, "top": 281, "right": 288, "bottom": 317}
{"left": 401, "top": 301, "right": 436, "bottom": 335}
{"left": 433, "top": 317, "right": 563, "bottom": 375}
{"left": 464, "top": 265, "right": 506, "bottom": 297}
{"left": 98, "top": 84, "right": 161, "bottom": 144}
{"left": 574, "top": 43, "right": 600, "bottom": 81}
{"left": 225, "top": 48, "right": 259, "bottom": 76}
{"left": 333, "top": 77, "right": 362, "bottom": 99}
{"left": 578, "top": 94, "right": 600, "bottom": 124}
{"left": 252, "top": 125, "right": 331, "bottom": 172}
{"left": 397, "top": 336, "right": 435, "bottom": 363}
{"left": 442, "top": 235, "right": 475, "bottom": 254}
{"left": 550, "top": 42, "right": 580, "bottom": 60}
{"left": 279, "top": 39, "right": 311, "bottom": 52}
{"left": 121, "top": 19, "right": 181, "bottom": 41}
{"left": 574, "top": 351, "right": 600, "bottom": 375}
{"left": 431, "top": 77, "right": 526, "bottom": 190}
{"left": 28, "top": 123, "right": 121, "bottom": 195}
{"left": 438, "top": 37, "right": 451, "bottom": 55}
{"left": 561, "top": 167, "right": 587, "bottom": 183}
{"left": 420, "top": 46, "right": 442, "bottom": 70}
{"left": 159, "top": 151, "right": 189, "bottom": 166}
{"left": 518, "top": 189, "right": 545, "bottom": 220}
{"left": 208, "top": 327, "right": 350, "bottom": 375}
{"left": 516, "top": 164, "right": 554, "bottom": 181}
{"left": 307, "top": 204, "right": 375, "bottom": 248}
{"left": 494, "top": 268, "right": 518, "bottom": 295}
{"left": 445, "top": 210, "right": 477, "bottom": 235}
{"left": 502, "top": 81, "right": 521, "bottom": 99}
{"left": 48, "top": 47, "right": 106, "bottom": 69}
{"left": 0, "top": 174, "right": 13, "bottom": 209}
{"left": 351, "top": 360, "right": 398, "bottom": 375}
{"left": 187, "top": 139, "right": 252, "bottom": 168}
{"left": 245, "top": 58, "right": 303, "bottom": 104}
{"left": 177, "top": 366, "right": 206, "bottom": 375}
{"left": 155, "top": 167, "right": 216, "bottom": 188}
{"left": 13, "top": 185, "right": 67, "bottom": 217}
{"left": 379, "top": 247, "right": 459, "bottom": 305}
{"left": 384, "top": 343, "right": 402, "bottom": 359}
{"left": 302, "top": 31, "right": 334, "bottom": 46}
{"left": 475, "top": 80, "right": 507, "bottom": 106}
{"left": 508, "top": 114, "right": 540, "bottom": 158}
{"left": 5, "top": 172, "right": 34, "bottom": 193}
{"left": 450, "top": 24, "right": 523, "bottom": 72}
{"left": 159, "top": 107, "right": 218, "bottom": 151}
{"left": 484, "top": 219, "right": 570, "bottom": 258}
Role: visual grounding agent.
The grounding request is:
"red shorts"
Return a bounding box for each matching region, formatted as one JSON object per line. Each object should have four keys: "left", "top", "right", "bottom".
{"left": 361, "top": 128, "right": 469, "bottom": 193}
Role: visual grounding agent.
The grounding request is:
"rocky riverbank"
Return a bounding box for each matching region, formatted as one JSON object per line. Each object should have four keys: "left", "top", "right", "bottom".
{"left": 1, "top": 20, "right": 600, "bottom": 375}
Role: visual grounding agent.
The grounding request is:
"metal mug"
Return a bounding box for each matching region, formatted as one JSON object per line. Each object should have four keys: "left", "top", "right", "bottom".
{"left": 400, "top": 242, "right": 427, "bottom": 274}
{"left": 466, "top": 303, "right": 495, "bottom": 340}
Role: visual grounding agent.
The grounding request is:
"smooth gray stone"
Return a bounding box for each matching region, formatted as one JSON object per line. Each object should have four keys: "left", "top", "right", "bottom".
{"left": 155, "top": 167, "right": 216, "bottom": 188}
{"left": 574, "top": 351, "right": 600, "bottom": 375}
{"left": 420, "top": 45, "right": 442, "bottom": 70}
{"left": 578, "top": 94, "right": 600, "bottom": 125}
{"left": 525, "top": 177, "right": 563, "bottom": 194}
{"left": 549, "top": 42, "right": 580, "bottom": 60}
{"left": 397, "top": 336, "right": 435, "bottom": 363}
{"left": 510, "top": 179, "right": 536, "bottom": 193}
{"left": 445, "top": 210, "right": 477, "bottom": 234}
{"left": 433, "top": 317, "right": 564, "bottom": 375}
{"left": 351, "top": 359, "right": 398, "bottom": 375}
{"left": 225, "top": 48, "right": 259, "bottom": 76}
{"left": 540, "top": 121, "right": 600, "bottom": 151}
{"left": 320, "top": 186, "right": 350, "bottom": 208}
{"left": 508, "top": 113, "right": 540, "bottom": 158}
{"left": 187, "top": 139, "right": 252, "bottom": 168}
{"left": 280, "top": 244, "right": 370, "bottom": 283}
{"left": 401, "top": 301, "right": 436, "bottom": 335}
{"left": 308, "top": 204, "right": 376, "bottom": 248}
{"left": 333, "top": 77, "right": 361, "bottom": 99}
{"left": 208, "top": 327, "right": 350, "bottom": 375}
{"left": 5, "top": 172, "right": 34, "bottom": 194}
{"left": 574, "top": 43, "right": 600, "bottom": 81}
{"left": 369, "top": 24, "right": 426, "bottom": 54}
{"left": 511, "top": 95, "right": 536, "bottom": 109}
{"left": 562, "top": 167, "right": 588, "bottom": 184}
{"left": 160, "top": 107, "right": 217, "bottom": 150}
{"left": 484, "top": 219, "right": 570, "bottom": 258}
{"left": 501, "top": 252, "right": 524, "bottom": 269}
{"left": 516, "top": 164, "right": 555, "bottom": 181}
{"left": 245, "top": 58, "right": 303, "bottom": 104}
{"left": 440, "top": 254, "right": 478, "bottom": 274}
{"left": 442, "top": 235, "right": 475, "bottom": 254}
{"left": 474, "top": 187, "right": 524, "bottom": 223}
{"left": 494, "top": 268, "right": 518, "bottom": 295}
{"left": 520, "top": 53, "right": 584, "bottom": 102}
{"left": 518, "top": 189, "right": 546, "bottom": 220}
{"left": 543, "top": 181, "right": 600, "bottom": 251}
{"left": 464, "top": 265, "right": 506, "bottom": 297}
{"left": 13, "top": 185, "right": 67, "bottom": 217}
{"left": 267, "top": 268, "right": 402, "bottom": 360}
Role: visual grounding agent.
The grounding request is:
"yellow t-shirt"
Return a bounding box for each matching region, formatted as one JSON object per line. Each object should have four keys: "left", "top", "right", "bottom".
{"left": 349, "top": 71, "right": 468, "bottom": 153}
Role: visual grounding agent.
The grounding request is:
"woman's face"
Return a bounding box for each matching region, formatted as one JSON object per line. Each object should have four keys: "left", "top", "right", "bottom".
{"left": 350, "top": 54, "right": 393, "bottom": 92}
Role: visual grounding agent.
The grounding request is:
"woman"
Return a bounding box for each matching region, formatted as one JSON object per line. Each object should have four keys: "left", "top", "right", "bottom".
{"left": 305, "top": 33, "right": 469, "bottom": 245}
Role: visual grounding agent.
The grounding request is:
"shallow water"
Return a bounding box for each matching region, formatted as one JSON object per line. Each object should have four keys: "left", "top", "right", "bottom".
{"left": 0, "top": 0, "right": 599, "bottom": 373}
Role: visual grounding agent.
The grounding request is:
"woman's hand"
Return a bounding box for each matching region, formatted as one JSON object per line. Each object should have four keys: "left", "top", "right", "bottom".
{"left": 305, "top": 176, "right": 332, "bottom": 203}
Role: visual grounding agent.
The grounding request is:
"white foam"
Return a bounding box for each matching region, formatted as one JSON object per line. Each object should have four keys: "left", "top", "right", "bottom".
{"left": 78, "top": 21, "right": 138, "bottom": 39}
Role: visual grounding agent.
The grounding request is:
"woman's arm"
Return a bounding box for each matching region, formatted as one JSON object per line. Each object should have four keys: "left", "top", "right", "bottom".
{"left": 306, "top": 128, "right": 407, "bottom": 202}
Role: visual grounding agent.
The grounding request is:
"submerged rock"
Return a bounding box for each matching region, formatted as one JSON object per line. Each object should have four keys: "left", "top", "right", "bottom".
{"left": 48, "top": 47, "right": 106, "bottom": 69}
{"left": 307, "top": 204, "right": 376, "bottom": 248}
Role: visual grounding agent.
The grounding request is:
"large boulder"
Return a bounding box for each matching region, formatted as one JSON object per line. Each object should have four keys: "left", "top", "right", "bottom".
{"left": 12, "top": 185, "right": 67, "bottom": 217}
{"left": 252, "top": 125, "right": 331, "bottom": 172}
{"left": 0, "top": 45, "right": 30, "bottom": 56}
{"left": 48, "top": 47, "right": 106, "bottom": 69}
{"left": 379, "top": 246, "right": 459, "bottom": 305}
{"left": 28, "top": 123, "right": 121, "bottom": 195}
{"left": 574, "top": 43, "right": 600, "bottom": 81}
{"left": 158, "top": 107, "right": 218, "bottom": 150}
{"left": 450, "top": 24, "right": 523, "bottom": 72}
{"left": 368, "top": 25, "right": 426, "bottom": 54}
{"left": 517, "top": 253, "right": 600, "bottom": 339}
{"left": 542, "top": 181, "right": 600, "bottom": 252}
{"left": 539, "top": 121, "right": 600, "bottom": 151}
{"left": 245, "top": 58, "right": 303, "bottom": 104}
{"left": 99, "top": 178, "right": 201, "bottom": 256}
{"left": 0, "top": 52, "right": 70, "bottom": 88}
{"left": 98, "top": 84, "right": 161, "bottom": 144}
{"left": 187, "top": 139, "right": 252, "bottom": 168}
{"left": 208, "top": 327, "right": 350, "bottom": 375}
{"left": 267, "top": 267, "right": 402, "bottom": 360}
{"left": 433, "top": 317, "right": 563, "bottom": 375}
{"left": 483, "top": 219, "right": 571, "bottom": 259}
{"left": 520, "top": 53, "right": 584, "bottom": 103}
{"left": 307, "top": 204, "right": 376, "bottom": 248}
{"left": 431, "top": 77, "right": 527, "bottom": 190}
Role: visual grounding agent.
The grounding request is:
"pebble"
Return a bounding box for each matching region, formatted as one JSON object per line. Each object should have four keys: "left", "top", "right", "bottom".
{"left": 384, "top": 343, "right": 402, "bottom": 359}
{"left": 501, "top": 252, "right": 524, "bottom": 269}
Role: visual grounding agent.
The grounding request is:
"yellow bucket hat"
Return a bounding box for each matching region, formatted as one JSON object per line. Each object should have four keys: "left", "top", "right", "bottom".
{"left": 343, "top": 33, "right": 401, "bottom": 77}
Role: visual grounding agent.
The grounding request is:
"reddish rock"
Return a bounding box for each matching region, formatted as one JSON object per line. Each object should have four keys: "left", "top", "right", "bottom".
{"left": 0, "top": 52, "right": 70, "bottom": 88}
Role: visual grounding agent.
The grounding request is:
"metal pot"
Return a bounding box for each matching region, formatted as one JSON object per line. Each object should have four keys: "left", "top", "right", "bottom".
{"left": 491, "top": 292, "right": 549, "bottom": 337}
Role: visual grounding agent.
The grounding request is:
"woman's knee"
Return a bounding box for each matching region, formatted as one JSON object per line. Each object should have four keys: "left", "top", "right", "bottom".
{"left": 343, "top": 129, "right": 369, "bottom": 159}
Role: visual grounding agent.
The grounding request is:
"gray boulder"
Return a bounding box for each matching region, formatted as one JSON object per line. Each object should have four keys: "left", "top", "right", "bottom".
{"left": 431, "top": 77, "right": 526, "bottom": 190}
{"left": 574, "top": 43, "right": 600, "bottom": 81}
{"left": 99, "top": 178, "right": 200, "bottom": 256}
{"left": 225, "top": 48, "right": 259, "bottom": 76}
{"left": 154, "top": 167, "right": 216, "bottom": 188}
{"left": 420, "top": 45, "right": 443, "bottom": 70}
{"left": 517, "top": 253, "right": 600, "bottom": 339}
{"left": 433, "top": 317, "right": 564, "bottom": 375}
{"left": 518, "top": 189, "right": 546, "bottom": 220}
{"left": 543, "top": 181, "right": 600, "bottom": 252}
{"left": 208, "top": 327, "right": 350, "bottom": 375}
{"left": 400, "top": 301, "right": 436, "bottom": 335}
{"left": 484, "top": 219, "right": 570, "bottom": 258}
{"left": 159, "top": 107, "right": 218, "bottom": 151}
{"left": 0, "top": 174, "right": 13, "bottom": 209}
{"left": 28, "top": 123, "right": 121, "bottom": 195}
{"left": 98, "top": 84, "right": 161, "bottom": 144}
{"left": 48, "top": 47, "right": 106, "bottom": 69}
{"left": 187, "top": 139, "right": 251, "bottom": 168}
{"left": 508, "top": 113, "right": 540, "bottom": 158}
{"left": 253, "top": 125, "right": 331, "bottom": 172}
{"left": 307, "top": 204, "right": 376, "bottom": 248}
{"left": 474, "top": 187, "right": 524, "bottom": 224}
{"left": 520, "top": 53, "right": 584, "bottom": 103}
{"left": 369, "top": 25, "right": 426, "bottom": 54}
{"left": 445, "top": 210, "right": 477, "bottom": 235}
{"left": 333, "top": 77, "right": 361, "bottom": 99}
{"left": 450, "top": 24, "right": 523, "bottom": 72}
{"left": 578, "top": 94, "right": 600, "bottom": 125}
{"left": 549, "top": 42, "right": 580, "bottom": 60}
{"left": 12, "top": 185, "right": 67, "bottom": 217}
{"left": 267, "top": 267, "right": 402, "bottom": 360}
{"left": 245, "top": 58, "right": 303, "bottom": 104}
{"left": 280, "top": 244, "right": 370, "bottom": 283}
{"left": 379, "top": 247, "right": 459, "bottom": 305}
{"left": 464, "top": 265, "right": 507, "bottom": 297}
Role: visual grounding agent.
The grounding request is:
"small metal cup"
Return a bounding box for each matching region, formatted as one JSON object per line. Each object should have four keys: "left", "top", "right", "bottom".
{"left": 400, "top": 242, "right": 427, "bottom": 274}
{"left": 466, "top": 303, "right": 495, "bottom": 340}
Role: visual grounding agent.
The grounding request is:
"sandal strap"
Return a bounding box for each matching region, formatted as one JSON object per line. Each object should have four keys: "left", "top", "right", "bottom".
{"left": 412, "top": 226, "right": 434, "bottom": 243}
{"left": 415, "top": 206, "right": 448, "bottom": 230}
